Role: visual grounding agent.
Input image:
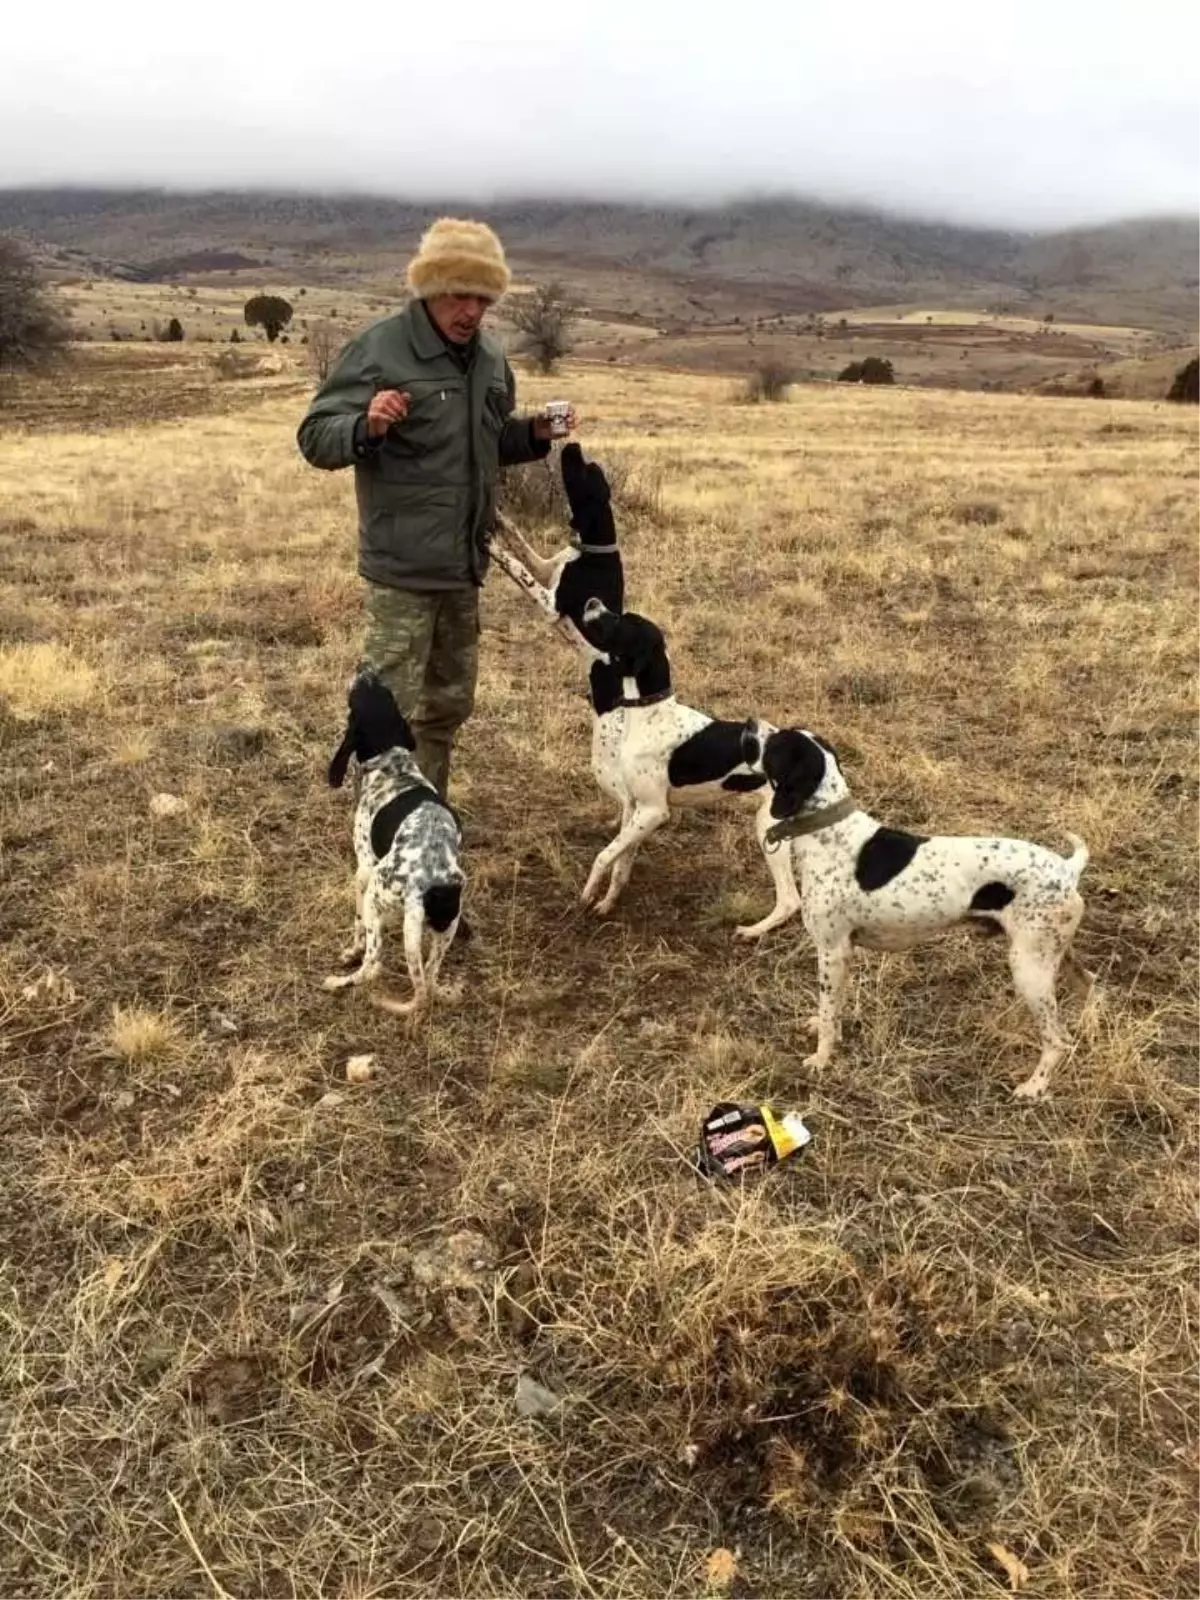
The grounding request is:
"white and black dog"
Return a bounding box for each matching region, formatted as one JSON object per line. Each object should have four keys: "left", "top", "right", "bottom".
{"left": 324, "top": 672, "right": 464, "bottom": 1017}
{"left": 489, "top": 441, "right": 625, "bottom": 685}
{"left": 575, "top": 600, "right": 788, "bottom": 916}
{"left": 737, "top": 726, "right": 1092, "bottom": 1099}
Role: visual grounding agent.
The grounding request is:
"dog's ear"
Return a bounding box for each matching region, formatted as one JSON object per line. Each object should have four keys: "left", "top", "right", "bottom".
{"left": 328, "top": 725, "right": 354, "bottom": 788}
{"left": 395, "top": 710, "right": 417, "bottom": 752}
{"left": 740, "top": 720, "right": 763, "bottom": 770}
{"left": 618, "top": 614, "right": 664, "bottom": 675}
{"left": 765, "top": 731, "right": 827, "bottom": 817}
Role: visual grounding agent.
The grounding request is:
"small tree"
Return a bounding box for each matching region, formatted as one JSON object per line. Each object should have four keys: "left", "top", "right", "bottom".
{"left": 1167, "top": 357, "right": 1198, "bottom": 404}
{"left": 742, "top": 358, "right": 794, "bottom": 403}
{"left": 308, "top": 318, "right": 344, "bottom": 383}
{"left": 165, "top": 317, "right": 184, "bottom": 342}
{"left": 0, "top": 235, "right": 70, "bottom": 383}
{"left": 243, "top": 293, "right": 293, "bottom": 343}
{"left": 509, "top": 281, "right": 578, "bottom": 374}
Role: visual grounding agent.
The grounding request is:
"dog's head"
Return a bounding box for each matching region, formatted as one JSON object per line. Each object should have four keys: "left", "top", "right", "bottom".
{"left": 759, "top": 728, "right": 844, "bottom": 818}
{"left": 581, "top": 600, "right": 668, "bottom": 682}
{"left": 561, "top": 442, "right": 617, "bottom": 549}
{"left": 328, "top": 670, "right": 416, "bottom": 788}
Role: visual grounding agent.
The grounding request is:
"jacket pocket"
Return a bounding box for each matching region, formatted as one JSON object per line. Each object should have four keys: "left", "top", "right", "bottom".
{"left": 362, "top": 488, "right": 469, "bottom": 585}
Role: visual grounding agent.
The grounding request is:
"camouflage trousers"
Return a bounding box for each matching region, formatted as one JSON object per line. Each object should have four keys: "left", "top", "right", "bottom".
{"left": 361, "top": 582, "right": 480, "bottom": 799}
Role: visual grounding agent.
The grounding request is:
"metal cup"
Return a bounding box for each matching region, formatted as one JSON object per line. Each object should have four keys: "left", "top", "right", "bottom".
{"left": 544, "top": 400, "right": 571, "bottom": 438}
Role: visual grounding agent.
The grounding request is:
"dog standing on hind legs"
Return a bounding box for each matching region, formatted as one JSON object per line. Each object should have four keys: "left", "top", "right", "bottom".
{"left": 738, "top": 725, "right": 1093, "bottom": 1099}
{"left": 323, "top": 672, "right": 464, "bottom": 1018}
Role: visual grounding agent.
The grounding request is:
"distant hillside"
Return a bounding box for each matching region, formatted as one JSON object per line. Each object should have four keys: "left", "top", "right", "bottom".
{"left": 0, "top": 186, "right": 1195, "bottom": 332}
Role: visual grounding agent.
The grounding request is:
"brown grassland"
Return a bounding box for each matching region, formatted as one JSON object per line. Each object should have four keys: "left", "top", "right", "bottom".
{"left": 0, "top": 342, "right": 1197, "bottom": 1599}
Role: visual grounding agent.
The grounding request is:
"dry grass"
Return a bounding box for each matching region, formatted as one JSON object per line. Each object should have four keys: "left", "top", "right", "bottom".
{"left": 0, "top": 349, "right": 1196, "bottom": 1599}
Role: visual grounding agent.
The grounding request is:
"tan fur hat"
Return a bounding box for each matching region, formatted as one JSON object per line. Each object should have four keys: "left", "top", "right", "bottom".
{"left": 406, "top": 217, "right": 511, "bottom": 302}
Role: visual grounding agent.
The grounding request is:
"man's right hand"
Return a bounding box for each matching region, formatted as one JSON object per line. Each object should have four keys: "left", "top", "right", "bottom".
{"left": 366, "top": 389, "right": 411, "bottom": 438}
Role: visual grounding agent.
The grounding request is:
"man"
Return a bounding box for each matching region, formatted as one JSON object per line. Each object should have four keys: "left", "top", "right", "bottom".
{"left": 298, "top": 216, "right": 572, "bottom": 799}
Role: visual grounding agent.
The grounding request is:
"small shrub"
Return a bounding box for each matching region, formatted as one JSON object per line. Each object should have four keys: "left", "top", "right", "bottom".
{"left": 1088, "top": 375, "right": 1106, "bottom": 398}
{"left": 212, "top": 348, "right": 259, "bottom": 381}
{"left": 953, "top": 500, "right": 1004, "bottom": 527}
{"left": 496, "top": 448, "right": 661, "bottom": 530}
{"left": 839, "top": 356, "right": 894, "bottom": 385}
{"left": 1167, "top": 357, "right": 1198, "bottom": 404}
{"left": 742, "top": 359, "right": 794, "bottom": 403}
{"left": 165, "top": 317, "right": 184, "bottom": 342}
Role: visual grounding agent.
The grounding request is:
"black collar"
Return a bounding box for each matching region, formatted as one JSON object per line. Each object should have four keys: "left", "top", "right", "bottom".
{"left": 616, "top": 687, "right": 674, "bottom": 709}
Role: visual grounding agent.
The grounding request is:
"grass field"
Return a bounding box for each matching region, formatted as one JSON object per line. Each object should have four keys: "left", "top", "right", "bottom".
{"left": 0, "top": 345, "right": 1196, "bottom": 1599}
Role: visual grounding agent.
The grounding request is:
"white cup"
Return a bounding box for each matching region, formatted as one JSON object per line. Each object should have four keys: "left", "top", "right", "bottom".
{"left": 544, "top": 400, "right": 571, "bottom": 438}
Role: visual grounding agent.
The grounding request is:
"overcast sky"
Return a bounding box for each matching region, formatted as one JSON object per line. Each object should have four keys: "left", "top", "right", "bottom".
{"left": 3, "top": 0, "right": 1196, "bottom": 229}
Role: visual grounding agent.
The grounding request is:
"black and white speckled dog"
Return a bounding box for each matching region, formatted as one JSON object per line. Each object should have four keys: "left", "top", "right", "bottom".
{"left": 737, "top": 726, "right": 1092, "bottom": 1099}
{"left": 323, "top": 672, "right": 464, "bottom": 1017}
{"left": 576, "top": 600, "right": 786, "bottom": 915}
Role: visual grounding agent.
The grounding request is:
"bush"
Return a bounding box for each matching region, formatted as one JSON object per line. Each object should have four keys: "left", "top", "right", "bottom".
{"left": 742, "top": 359, "right": 794, "bottom": 403}
{"left": 0, "top": 235, "right": 70, "bottom": 382}
{"left": 165, "top": 317, "right": 184, "bottom": 342}
{"left": 509, "top": 281, "right": 578, "bottom": 374}
{"left": 839, "top": 357, "right": 894, "bottom": 385}
{"left": 1167, "top": 357, "right": 1198, "bottom": 404}
{"left": 1088, "top": 375, "right": 1106, "bottom": 398}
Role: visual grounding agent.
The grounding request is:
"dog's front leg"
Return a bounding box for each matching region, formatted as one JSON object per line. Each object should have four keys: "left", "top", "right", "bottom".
{"left": 324, "top": 882, "right": 384, "bottom": 992}
{"left": 803, "top": 936, "right": 852, "bottom": 1069}
{"left": 581, "top": 802, "right": 668, "bottom": 912}
{"left": 340, "top": 866, "right": 370, "bottom": 964}
{"left": 735, "top": 810, "right": 802, "bottom": 941}
{"left": 489, "top": 544, "right": 558, "bottom": 621}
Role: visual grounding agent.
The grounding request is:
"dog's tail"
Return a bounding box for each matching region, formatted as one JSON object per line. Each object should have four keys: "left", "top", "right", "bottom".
{"left": 1061, "top": 832, "right": 1089, "bottom": 883}
{"left": 422, "top": 882, "right": 462, "bottom": 934}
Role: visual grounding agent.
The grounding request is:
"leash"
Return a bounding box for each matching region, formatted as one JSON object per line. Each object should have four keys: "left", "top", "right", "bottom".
{"left": 764, "top": 794, "right": 858, "bottom": 850}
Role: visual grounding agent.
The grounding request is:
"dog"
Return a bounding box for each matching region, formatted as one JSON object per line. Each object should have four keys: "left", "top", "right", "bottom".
{"left": 489, "top": 441, "right": 625, "bottom": 681}
{"left": 736, "top": 725, "right": 1092, "bottom": 1099}
{"left": 575, "top": 600, "right": 788, "bottom": 915}
{"left": 323, "top": 672, "right": 464, "bottom": 1016}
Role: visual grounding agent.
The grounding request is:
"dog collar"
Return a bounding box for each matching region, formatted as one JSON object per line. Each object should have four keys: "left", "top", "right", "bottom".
{"left": 570, "top": 534, "right": 620, "bottom": 554}
{"left": 765, "top": 794, "right": 857, "bottom": 847}
{"left": 616, "top": 687, "right": 674, "bottom": 709}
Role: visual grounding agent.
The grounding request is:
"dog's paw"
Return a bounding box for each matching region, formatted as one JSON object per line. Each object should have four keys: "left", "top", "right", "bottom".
{"left": 804, "top": 1014, "right": 821, "bottom": 1036}
{"left": 339, "top": 944, "right": 365, "bottom": 966}
{"left": 734, "top": 922, "right": 768, "bottom": 942}
{"left": 1012, "top": 1076, "right": 1049, "bottom": 1101}
{"left": 802, "top": 1049, "right": 831, "bottom": 1071}
{"left": 322, "top": 973, "right": 353, "bottom": 992}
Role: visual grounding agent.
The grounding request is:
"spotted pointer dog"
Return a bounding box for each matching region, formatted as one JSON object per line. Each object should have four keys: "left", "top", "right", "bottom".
{"left": 323, "top": 672, "right": 464, "bottom": 1017}
{"left": 737, "top": 725, "right": 1092, "bottom": 1099}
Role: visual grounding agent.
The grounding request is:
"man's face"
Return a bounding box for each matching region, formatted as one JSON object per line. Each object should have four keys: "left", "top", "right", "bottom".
{"left": 427, "top": 293, "right": 492, "bottom": 344}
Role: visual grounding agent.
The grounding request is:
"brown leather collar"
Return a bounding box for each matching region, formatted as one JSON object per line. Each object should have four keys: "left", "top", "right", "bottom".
{"left": 765, "top": 794, "right": 857, "bottom": 848}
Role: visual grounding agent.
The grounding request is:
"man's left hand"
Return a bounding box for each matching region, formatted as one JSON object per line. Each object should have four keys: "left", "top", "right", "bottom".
{"left": 531, "top": 405, "right": 578, "bottom": 442}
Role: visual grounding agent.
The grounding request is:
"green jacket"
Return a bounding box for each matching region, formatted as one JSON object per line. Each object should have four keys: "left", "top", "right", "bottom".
{"left": 297, "top": 301, "right": 548, "bottom": 591}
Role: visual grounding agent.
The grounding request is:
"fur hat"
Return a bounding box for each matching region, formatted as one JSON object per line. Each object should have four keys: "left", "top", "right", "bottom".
{"left": 406, "top": 217, "right": 511, "bottom": 302}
